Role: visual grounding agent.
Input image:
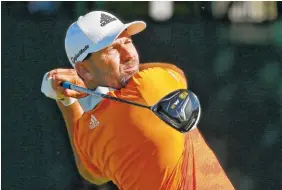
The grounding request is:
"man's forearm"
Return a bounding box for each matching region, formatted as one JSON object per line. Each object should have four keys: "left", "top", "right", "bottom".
{"left": 57, "top": 101, "right": 84, "bottom": 171}
{"left": 57, "top": 101, "right": 83, "bottom": 139}
{"left": 56, "top": 101, "right": 86, "bottom": 177}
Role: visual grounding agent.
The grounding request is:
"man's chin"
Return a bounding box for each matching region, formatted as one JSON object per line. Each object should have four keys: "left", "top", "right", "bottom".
{"left": 106, "top": 79, "right": 126, "bottom": 90}
{"left": 123, "top": 64, "right": 139, "bottom": 73}
{"left": 117, "top": 74, "right": 133, "bottom": 89}
{"left": 107, "top": 70, "right": 139, "bottom": 89}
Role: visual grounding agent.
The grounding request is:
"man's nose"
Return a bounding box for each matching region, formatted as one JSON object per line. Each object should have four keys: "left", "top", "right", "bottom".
{"left": 120, "top": 45, "right": 133, "bottom": 62}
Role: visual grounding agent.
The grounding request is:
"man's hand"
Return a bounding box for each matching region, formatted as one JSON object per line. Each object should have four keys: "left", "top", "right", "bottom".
{"left": 49, "top": 68, "right": 88, "bottom": 99}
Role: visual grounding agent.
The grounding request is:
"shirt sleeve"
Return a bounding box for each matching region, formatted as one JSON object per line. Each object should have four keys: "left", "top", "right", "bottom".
{"left": 129, "top": 67, "right": 187, "bottom": 106}
{"left": 164, "top": 68, "right": 188, "bottom": 89}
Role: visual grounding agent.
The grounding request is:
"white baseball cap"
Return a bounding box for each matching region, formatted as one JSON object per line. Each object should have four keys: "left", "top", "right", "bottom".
{"left": 65, "top": 11, "right": 146, "bottom": 67}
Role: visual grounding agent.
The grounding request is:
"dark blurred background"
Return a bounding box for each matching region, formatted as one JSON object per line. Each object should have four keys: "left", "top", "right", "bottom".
{"left": 2, "top": 1, "right": 282, "bottom": 190}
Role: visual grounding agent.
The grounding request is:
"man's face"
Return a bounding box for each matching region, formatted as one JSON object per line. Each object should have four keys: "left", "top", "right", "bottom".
{"left": 83, "top": 31, "right": 140, "bottom": 89}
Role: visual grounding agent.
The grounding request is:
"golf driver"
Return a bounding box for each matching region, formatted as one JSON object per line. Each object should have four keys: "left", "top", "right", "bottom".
{"left": 61, "top": 81, "right": 201, "bottom": 133}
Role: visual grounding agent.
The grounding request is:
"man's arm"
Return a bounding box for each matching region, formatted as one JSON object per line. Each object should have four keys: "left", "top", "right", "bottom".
{"left": 57, "top": 101, "right": 109, "bottom": 185}
{"left": 46, "top": 68, "right": 109, "bottom": 185}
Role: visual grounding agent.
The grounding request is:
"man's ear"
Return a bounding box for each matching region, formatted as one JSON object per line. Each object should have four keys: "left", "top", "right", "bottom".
{"left": 75, "top": 62, "right": 93, "bottom": 82}
{"left": 74, "top": 62, "right": 83, "bottom": 74}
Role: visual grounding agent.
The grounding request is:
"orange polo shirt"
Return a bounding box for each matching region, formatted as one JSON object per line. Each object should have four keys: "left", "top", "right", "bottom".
{"left": 73, "top": 67, "right": 234, "bottom": 190}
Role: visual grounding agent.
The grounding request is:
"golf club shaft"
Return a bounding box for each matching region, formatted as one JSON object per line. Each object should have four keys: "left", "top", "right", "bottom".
{"left": 60, "top": 81, "right": 151, "bottom": 109}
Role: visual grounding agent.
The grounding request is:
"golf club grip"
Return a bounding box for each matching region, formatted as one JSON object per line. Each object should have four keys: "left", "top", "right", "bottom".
{"left": 60, "top": 81, "right": 106, "bottom": 98}
{"left": 60, "top": 81, "right": 151, "bottom": 109}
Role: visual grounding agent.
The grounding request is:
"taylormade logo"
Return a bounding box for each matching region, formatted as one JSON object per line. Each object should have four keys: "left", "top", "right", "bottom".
{"left": 71, "top": 45, "right": 89, "bottom": 63}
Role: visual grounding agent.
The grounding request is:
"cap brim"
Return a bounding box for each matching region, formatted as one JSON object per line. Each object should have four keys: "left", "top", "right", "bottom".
{"left": 87, "top": 21, "right": 146, "bottom": 54}
{"left": 124, "top": 21, "right": 147, "bottom": 36}
{"left": 110, "top": 21, "right": 146, "bottom": 46}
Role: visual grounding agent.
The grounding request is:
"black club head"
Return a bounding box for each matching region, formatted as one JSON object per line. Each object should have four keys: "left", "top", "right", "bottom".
{"left": 152, "top": 89, "right": 201, "bottom": 133}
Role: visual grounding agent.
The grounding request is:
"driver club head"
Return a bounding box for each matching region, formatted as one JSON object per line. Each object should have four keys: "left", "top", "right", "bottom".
{"left": 151, "top": 89, "right": 201, "bottom": 133}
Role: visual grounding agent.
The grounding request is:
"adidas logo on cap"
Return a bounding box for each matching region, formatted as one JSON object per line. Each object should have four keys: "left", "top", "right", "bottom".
{"left": 100, "top": 13, "right": 117, "bottom": 27}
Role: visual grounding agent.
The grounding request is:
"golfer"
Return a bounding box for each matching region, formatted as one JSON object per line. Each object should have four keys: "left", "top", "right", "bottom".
{"left": 41, "top": 11, "right": 234, "bottom": 190}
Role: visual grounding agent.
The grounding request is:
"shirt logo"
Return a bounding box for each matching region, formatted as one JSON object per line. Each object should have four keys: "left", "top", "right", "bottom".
{"left": 89, "top": 115, "right": 99, "bottom": 129}
{"left": 100, "top": 13, "right": 117, "bottom": 27}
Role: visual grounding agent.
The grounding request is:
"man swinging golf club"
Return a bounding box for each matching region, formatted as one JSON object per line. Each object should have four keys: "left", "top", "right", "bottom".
{"left": 41, "top": 11, "right": 234, "bottom": 190}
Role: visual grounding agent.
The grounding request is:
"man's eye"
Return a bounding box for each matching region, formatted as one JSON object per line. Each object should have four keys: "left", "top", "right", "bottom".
{"left": 108, "top": 48, "right": 116, "bottom": 53}
{"left": 125, "top": 40, "right": 132, "bottom": 44}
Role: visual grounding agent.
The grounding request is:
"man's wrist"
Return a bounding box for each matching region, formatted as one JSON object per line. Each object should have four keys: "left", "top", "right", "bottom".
{"left": 59, "top": 97, "right": 77, "bottom": 106}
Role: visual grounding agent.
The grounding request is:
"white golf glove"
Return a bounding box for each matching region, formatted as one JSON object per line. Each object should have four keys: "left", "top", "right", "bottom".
{"left": 41, "top": 72, "right": 77, "bottom": 106}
